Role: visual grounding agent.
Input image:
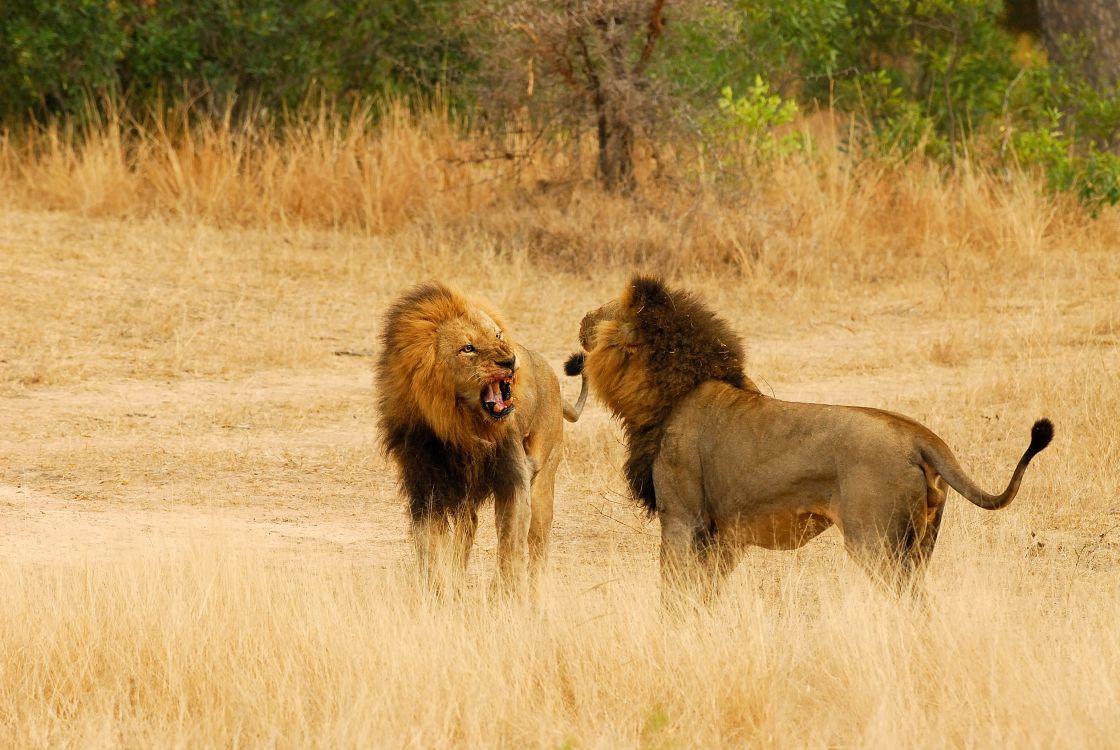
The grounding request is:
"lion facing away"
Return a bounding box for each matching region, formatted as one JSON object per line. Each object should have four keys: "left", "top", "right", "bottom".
{"left": 568, "top": 275, "right": 1053, "bottom": 603}
{"left": 377, "top": 281, "right": 585, "bottom": 596}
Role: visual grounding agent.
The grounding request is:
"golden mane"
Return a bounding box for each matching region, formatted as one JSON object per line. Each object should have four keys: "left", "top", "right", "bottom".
{"left": 376, "top": 281, "right": 513, "bottom": 453}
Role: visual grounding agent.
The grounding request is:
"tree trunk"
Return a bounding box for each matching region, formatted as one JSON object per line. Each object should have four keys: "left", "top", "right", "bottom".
{"left": 1037, "top": 0, "right": 1120, "bottom": 87}
{"left": 596, "top": 109, "right": 636, "bottom": 194}
{"left": 592, "top": 15, "right": 638, "bottom": 194}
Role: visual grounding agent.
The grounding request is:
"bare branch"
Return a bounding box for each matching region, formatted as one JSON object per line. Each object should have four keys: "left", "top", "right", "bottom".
{"left": 513, "top": 20, "right": 588, "bottom": 96}
{"left": 634, "top": 0, "right": 666, "bottom": 75}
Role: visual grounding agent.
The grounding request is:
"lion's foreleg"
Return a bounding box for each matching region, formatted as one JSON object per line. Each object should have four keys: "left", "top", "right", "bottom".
{"left": 696, "top": 538, "right": 739, "bottom": 605}
{"left": 411, "top": 510, "right": 452, "bottom": 593}
{"left": 652, "top": 454, "right": 710, "bottom": 611}
{"left": 451, "top": 504, "right": 479, "bottom": 575}
{"left": 527, "top": 453, "right": 559, "bottom": 600}
{"left": 659, "top": 515, "right": 702, "bottom": 613}
{"left": 494, "top": 487, "right": 531, "bottom": 596}
{"left": 493, "top": 445, "right": 533, "bottom": 597}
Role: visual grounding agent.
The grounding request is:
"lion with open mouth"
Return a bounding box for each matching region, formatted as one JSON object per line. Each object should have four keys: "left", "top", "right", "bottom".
{"left": 377, "top": 281, "right": 586, "bottom": 596}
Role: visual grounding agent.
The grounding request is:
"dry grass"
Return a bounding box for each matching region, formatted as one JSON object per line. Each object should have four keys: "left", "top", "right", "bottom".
{"left": 4, "top": 548, "right": 1118, "bottom": 748}
{"left": 1, "top": 107, "right": 1119, "bottom": 747}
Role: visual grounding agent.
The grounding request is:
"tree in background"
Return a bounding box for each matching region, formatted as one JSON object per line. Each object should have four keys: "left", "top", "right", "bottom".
{"left": 480, "top": 0, "right": 668, "bottom": 193}
{"left": 0, "top": 0, "right": 1115, "bottom": 205}
{"left": 1037, "top": 0, "right": 1120, "bottom": 88}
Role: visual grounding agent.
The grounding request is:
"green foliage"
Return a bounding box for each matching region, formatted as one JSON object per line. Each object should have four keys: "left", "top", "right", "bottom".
{"left": 714, "top": 78, "right": 806, "bottom": 159}
{"left": 1014, "top": 111, "right": 1120, "bottom": 212}
{"left": 1002, "top": 44, "right": 1120, "bottom": 209}
{"left": 718, "top": 0, "right": 1019, "bottom": 158}
{"left": 651, "top": 0, "right": 1026, "bottom": 161}
{"left": 655, "top": 0, "right": 1118, "bottom": 206}
{"left": 0, "top": 0, "right": 470, "bottom": 122}
{"left": 0, "top": 1, "right": 128, "bottom": 119}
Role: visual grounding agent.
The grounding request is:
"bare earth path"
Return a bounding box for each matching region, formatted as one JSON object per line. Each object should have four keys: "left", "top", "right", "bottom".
{"left": 4, "top": 333, "right": 1117, "bottom": 581}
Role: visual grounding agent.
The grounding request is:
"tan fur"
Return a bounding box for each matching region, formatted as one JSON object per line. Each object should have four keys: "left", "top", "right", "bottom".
{"left": 576, "top": 276, "right": 1052, "bottom": 605}
{"left": 377, "top": 282, "right": 581, "bottom": 596}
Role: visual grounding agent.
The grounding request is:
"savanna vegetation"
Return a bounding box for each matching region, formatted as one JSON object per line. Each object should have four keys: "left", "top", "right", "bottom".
{"left": 1, "top": 2, "right": 1118, "bottom": 747}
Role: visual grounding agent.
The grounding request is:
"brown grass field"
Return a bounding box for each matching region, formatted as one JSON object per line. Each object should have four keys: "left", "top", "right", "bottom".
{"left": 1, "top": 110, "right": 1119, "bottom": 747}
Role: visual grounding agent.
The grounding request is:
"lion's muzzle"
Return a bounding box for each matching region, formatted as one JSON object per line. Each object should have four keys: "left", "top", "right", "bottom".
{"left": 481, "top": 376, "right": 515, "bottom": 419}
{"left": 481, "top": 356, "right": 517, "bottom": 420}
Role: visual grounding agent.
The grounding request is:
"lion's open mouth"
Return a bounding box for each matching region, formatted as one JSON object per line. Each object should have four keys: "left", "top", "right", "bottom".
{"left": 481, "top": 377, "right": 515, "bottom": 419}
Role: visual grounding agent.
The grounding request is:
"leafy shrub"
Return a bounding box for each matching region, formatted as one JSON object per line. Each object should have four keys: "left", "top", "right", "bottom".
{"left": 0, "top": 1, "right": 127, "bottom": 120}
{"left": 0, "top": 0, "right": 469, "bottom": 122}
{"left": 1, "top": 0, "right": 1116, "bottom": 208}
{"left": 655, "top": 0, "right": 1117, "bottom": 206}
{"left": 713, "top": 78, "right": 806, "bottom": 161}
{"left": 1015, "top": 111, "right": 1120, "bottom": 211}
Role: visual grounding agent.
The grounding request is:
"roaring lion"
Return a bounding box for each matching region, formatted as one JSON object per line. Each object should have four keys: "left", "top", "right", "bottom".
{"left": 377, "top": 281, "right": 586, "bottom": 596}
{"left": 568, "top": 275, "right": 1053, "bottom": 602}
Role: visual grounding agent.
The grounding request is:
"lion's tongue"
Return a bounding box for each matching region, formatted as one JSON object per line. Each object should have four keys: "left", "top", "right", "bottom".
{"left": 485, "top": 382, "right": 506, "bottom": 411}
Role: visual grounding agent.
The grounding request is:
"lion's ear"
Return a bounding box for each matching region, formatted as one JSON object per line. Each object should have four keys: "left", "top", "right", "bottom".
{"left": 627, "top": 275, "right": 672, "bottom": 311}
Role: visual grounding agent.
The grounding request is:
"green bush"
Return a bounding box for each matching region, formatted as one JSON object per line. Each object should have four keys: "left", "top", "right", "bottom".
{"left": 713, "top": 78, "right": 806, "bottom": 161}
{"left": 2, "top": 0, "right": 1116, "bottom": 207}
{"left": 653, "top": 0, "right": 1118, "bottom": 206}
{"left": 707, "top": 0, "right": 1020, "bottom": 158}
{"left": 0, "top": 1, "right": 127, "bottom": 120}
{"left": 1015, "top": 110, "right": 1120, "bottom": 211}
{"left": 0, "top": 0, "right": 470, "bottom": 122}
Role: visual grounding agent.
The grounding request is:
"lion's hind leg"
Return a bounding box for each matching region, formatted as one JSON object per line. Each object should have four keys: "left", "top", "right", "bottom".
{"left": 839, "top": 470, "right": 936, "bottom": 598}
{"left": 913, "top": 469, "right": 948, "bottom": 575}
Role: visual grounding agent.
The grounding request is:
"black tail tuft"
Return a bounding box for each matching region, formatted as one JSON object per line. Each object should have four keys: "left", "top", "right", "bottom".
{"left": 564, "top": 352, "right": 585, "bottom": 377}
{"left": 1026, "top": 418, "right": 1054, "bottom": 460}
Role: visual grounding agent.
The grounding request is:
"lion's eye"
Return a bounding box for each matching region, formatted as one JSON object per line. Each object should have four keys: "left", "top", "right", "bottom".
{"left": 495, "top": 331, "right": 503, "bottom": 341}
{"left": 460, "top": 344, "right": 475, "bottom": 354}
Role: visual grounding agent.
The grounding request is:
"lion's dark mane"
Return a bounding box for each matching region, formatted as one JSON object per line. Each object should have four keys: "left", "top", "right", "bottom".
{"left": 623, "top": 276, "right": 751, "bottom": 516}
{"left": 384, "top": 421, "right": 525, "bottom": 519}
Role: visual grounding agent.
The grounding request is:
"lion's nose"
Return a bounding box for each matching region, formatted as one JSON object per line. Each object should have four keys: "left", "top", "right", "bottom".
{"left": 496, "top": 356, "right": 516, "bottom": 373}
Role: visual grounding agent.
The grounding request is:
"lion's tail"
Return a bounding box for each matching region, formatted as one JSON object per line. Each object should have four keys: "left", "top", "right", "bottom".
{"left": 921, "top": 419, "right": 1053, "bottom": 510}
{"left": 563, "top": 352, "right": 588, "bottom": 423}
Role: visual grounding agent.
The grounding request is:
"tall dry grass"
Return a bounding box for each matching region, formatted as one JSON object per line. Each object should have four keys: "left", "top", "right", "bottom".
{"left": 2, "top": 101, "right": 1116, "bottom": 288}
{"left": 2, "top": 542, "right": 1118, "bottom": 748}
{"left": 2, "top": 103, "right": 1119, "bottom": 747}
